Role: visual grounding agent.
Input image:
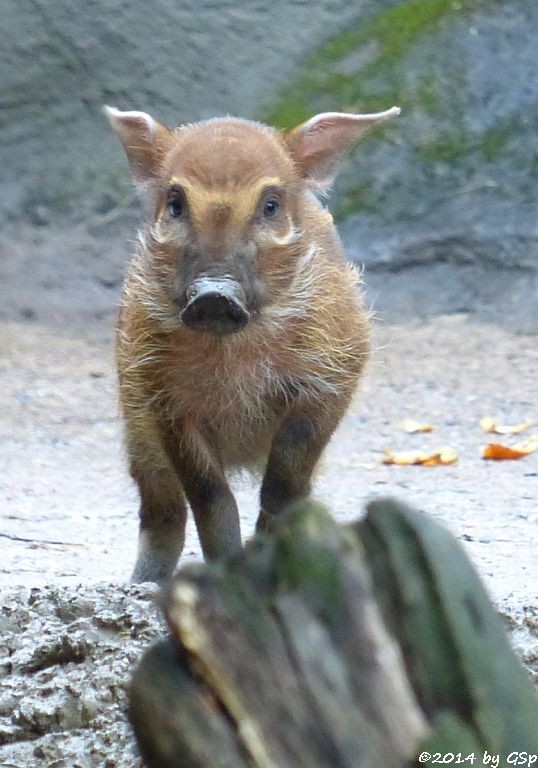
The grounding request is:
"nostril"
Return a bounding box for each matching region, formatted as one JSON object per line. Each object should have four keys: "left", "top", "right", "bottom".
{"left": 190, "top": 303, "right": 207, "bottom": 323}
{"left": 197, "top": 293, "right": 234, "bottom": 318}
{"left": 181, "top": 285, "right": 250, "bottom": 334}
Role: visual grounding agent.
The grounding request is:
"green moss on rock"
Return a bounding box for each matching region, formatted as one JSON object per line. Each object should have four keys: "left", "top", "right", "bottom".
{"left": 334, "top": 181, "right": 384, "bottom": 221}
{"left": 262, "top": 0, "right": 515, "bottom": 220}
{"left": 415, "top": 73, "right": 443, "bottom": 116}
{"left": 417, "top": 118, "right": 520, "bottom": 165}
{"left": 263, "top": 0, "right": 487, "bottom": 129}
{"left": 417, "top": 131, "right": 471, "bottom": 164}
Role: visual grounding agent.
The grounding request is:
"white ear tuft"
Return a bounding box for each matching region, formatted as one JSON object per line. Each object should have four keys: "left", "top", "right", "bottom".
{"left": 103, "top": 106, "right": 158, "bottom": 141}
{"left": 104, "top": 106, "right": 172, "bottom": 183}
{"left": 299, "top": 106, "right": 400, "bottom": 139}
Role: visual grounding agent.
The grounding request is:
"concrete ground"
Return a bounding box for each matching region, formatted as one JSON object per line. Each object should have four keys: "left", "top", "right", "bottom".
{"left": 1, "top": 312, "right": 537, "bottom": 603}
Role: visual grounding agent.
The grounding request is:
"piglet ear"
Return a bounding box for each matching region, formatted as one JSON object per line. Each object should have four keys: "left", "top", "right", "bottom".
{"left": 104, "top": 106, "right": 174, "bottom": 183}
{"left": 285, "top": 106, "right": 400, "bottom": 190}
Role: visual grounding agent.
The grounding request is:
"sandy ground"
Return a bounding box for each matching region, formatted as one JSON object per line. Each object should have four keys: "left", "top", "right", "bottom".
{"left": 1, "top": 309, "right": 537, "bottom": 765}
{"left": 1, "top": 313, "right": 537, "bottom": 601}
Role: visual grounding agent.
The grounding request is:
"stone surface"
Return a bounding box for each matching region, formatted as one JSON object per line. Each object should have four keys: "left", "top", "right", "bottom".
{"left": 2, "top": 0, "right": 537, "bottom": 328}
{"left": 0, "top": 583, "right": 162, "bottom": 767}
{"left": 0, "top": 0, "right": 370, "bottom": 223}
{"left": 266, "top": 0, "right": 538, "bottom": 274}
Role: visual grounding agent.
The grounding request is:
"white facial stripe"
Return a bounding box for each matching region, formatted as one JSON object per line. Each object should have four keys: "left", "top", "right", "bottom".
{"left": 296, "top": 243, "right": 318, "bottom": 271}
{"left": 265, "top": 227, "right": 302, "bottom": 246}
{"left": 148, "top": 221, "right": 185, "bottom": 246}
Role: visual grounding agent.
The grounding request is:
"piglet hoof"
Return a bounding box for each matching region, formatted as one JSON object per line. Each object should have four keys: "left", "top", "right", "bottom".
{"left": 131, "top": 554, "right": 177, "bottom": 586}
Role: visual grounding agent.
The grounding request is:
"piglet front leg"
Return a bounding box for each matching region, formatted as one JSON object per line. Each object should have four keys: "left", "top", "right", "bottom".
{"left": 257, "top": 402, "right": 345, "bottom": 533}
{"left": 159, "top": 422, "right": 243, "bottom": 562}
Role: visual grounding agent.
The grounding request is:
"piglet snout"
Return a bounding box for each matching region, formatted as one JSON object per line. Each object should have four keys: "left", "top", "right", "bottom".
{"left": 181, "top": 278, "right": 250, "bottom": 334}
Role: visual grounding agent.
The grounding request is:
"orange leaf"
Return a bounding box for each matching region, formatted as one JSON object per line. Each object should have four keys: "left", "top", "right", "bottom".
{"left": 399, "top": 419, "right": 434, "bottom": 433}
{"left": 480, "top": 417, "right": 535, "bottom": 435}
{"left": 482, "top": 436, "right": 538, "bottom": 461}
{"left": 382, "top": 447, "right": 458, "bottom": 466}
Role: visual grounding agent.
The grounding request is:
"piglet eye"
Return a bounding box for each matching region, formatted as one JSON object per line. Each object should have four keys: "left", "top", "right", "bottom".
{"left": 167, "top": 186, "right": 186, "bottom": 219}
{"left": 168, "top": 198, "right": 183, "bottom": 218}
{"left": 263, "top": 198, "right": 280, "bottom": 218}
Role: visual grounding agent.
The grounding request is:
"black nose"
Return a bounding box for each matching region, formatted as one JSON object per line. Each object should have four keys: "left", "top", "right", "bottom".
{"left": 181, "top": 279, "right": 250, "bottom": 334}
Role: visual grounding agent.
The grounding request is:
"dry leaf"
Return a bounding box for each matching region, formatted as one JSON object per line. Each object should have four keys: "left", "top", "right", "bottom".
{"left": 482, "top": 435, "right": 538, "bottom": 460}
{"left": 480, "top": 417, "right": 535, "bottom": 435}
{"left": 399, "top": 419, "right": 434, "bottom": 434}
{"left": 420, "top": 447, "right": 459, "bottom": 466}
{"left": 382, "top": 447, "right": 458, "bottom": 466}
{"left": 515, "top": 435, "right": 538, "bottom": 452}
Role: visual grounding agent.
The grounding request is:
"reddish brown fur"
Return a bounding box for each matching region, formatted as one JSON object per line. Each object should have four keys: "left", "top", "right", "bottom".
{"left": 106, "top": 106, "right": 398, "bottom": 581}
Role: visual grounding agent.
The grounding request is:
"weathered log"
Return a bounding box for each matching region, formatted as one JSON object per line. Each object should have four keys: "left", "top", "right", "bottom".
{"left": 360, "top": 499, "right": 538, "bottom": 752}
{"left": 129, "top": 498, "right": 538, "bottom": 767}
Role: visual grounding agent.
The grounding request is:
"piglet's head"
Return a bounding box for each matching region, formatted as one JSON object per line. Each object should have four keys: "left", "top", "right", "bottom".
{"left": 105, "top": 105, "right": 399, "bottom": 335}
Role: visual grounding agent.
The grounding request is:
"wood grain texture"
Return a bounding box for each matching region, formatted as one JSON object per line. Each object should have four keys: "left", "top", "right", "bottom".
{"left": 129, "top": 498, "right": 538, "bottom": 767}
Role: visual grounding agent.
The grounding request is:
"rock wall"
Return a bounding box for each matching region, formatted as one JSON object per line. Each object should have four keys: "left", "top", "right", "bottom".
{"left": 0, "top": 0, "right": 371, "bottom": 222}
{"left": 261, "top": 0, "right": 538, "bottom": 274}
{"left": 1, "top": 0, "right": 537, "bottom": 328}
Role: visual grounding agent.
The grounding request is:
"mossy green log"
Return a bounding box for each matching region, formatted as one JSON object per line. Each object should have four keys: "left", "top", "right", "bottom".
{"left": 130, "top": 497, "right": 538, "bottom": 767}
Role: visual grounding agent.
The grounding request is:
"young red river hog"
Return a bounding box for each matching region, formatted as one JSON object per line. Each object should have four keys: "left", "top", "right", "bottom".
{"left": 105, "top": 104, "right": 400, "bottom": 582}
